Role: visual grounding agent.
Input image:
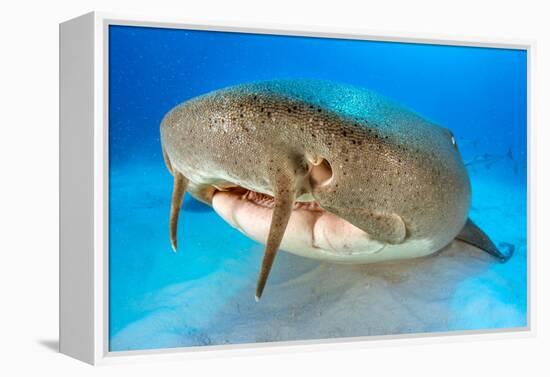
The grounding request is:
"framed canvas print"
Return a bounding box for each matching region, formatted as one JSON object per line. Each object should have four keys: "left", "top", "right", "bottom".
{"left": 59, "top": 12, "right": 532, "bottom": 365}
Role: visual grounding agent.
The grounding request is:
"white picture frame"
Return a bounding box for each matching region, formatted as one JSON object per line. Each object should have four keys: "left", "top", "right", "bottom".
{"left": 59, "top": 11, "right": 534, "bottom": 365}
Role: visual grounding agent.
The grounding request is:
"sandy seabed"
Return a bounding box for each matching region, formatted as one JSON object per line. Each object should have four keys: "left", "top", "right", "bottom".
{"left": 109, "top": 161, "right": 527, "bottom": 351}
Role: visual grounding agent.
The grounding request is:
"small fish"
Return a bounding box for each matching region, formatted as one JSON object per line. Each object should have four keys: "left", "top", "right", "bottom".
{"left": 465, "top": 147, "right": 514, "bottom": 170}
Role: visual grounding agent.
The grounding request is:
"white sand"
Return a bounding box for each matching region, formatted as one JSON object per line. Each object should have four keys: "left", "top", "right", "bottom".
{"left": 109, "top": 161, "right": 527, "bottom": 351}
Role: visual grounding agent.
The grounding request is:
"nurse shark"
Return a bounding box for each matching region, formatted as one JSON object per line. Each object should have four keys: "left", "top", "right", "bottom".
{"left": 160, "top": 80, "right": 513, "bottom": 300}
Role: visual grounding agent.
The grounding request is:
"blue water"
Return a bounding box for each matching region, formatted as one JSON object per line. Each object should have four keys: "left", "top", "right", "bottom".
{"left": 108, "top": 25, "right": 527, "bottom": 351}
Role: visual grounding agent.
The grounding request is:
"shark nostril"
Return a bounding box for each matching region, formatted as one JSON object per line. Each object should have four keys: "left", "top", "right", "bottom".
{"left": 309, "top": 158, "right": 333, "bottom": 189}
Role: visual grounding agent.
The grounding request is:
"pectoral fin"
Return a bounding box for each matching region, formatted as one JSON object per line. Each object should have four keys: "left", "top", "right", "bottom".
{"left": 366, "top": 212, "right": 407, "bottom": 244}
{"left": 456, "top": 218, "right": 514, "bottom": 262}
{"left": 330, "top": 208, "right": 407, "bottom": 245}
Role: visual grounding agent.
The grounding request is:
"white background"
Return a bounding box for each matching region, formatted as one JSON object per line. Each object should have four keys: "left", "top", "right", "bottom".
{"left": 0, "top": 0, "right": 548, "bottom": 375}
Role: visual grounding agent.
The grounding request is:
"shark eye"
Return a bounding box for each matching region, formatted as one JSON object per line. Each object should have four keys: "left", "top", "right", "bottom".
{"left": 445, "top": 129, "right": 458, "bottom": 149}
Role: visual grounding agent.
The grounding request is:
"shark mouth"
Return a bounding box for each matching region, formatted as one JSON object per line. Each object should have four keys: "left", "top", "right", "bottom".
{"left": 211, "top": 187, "right": 384, "bottom": 261}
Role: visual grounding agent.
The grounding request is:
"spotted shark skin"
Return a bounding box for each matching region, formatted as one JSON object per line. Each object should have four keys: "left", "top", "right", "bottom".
{"left": 160, "top": 80, "right": 513, "bottom": 299}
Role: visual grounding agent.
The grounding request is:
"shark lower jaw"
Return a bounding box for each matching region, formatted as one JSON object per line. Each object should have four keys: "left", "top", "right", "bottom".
{"left": 211, "top": 187, "right": 385, "bottom": 260}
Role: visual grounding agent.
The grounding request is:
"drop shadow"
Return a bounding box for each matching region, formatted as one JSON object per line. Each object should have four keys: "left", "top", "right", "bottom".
{"left": 38, "top": 339, "right": 59, "bottom": 353}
